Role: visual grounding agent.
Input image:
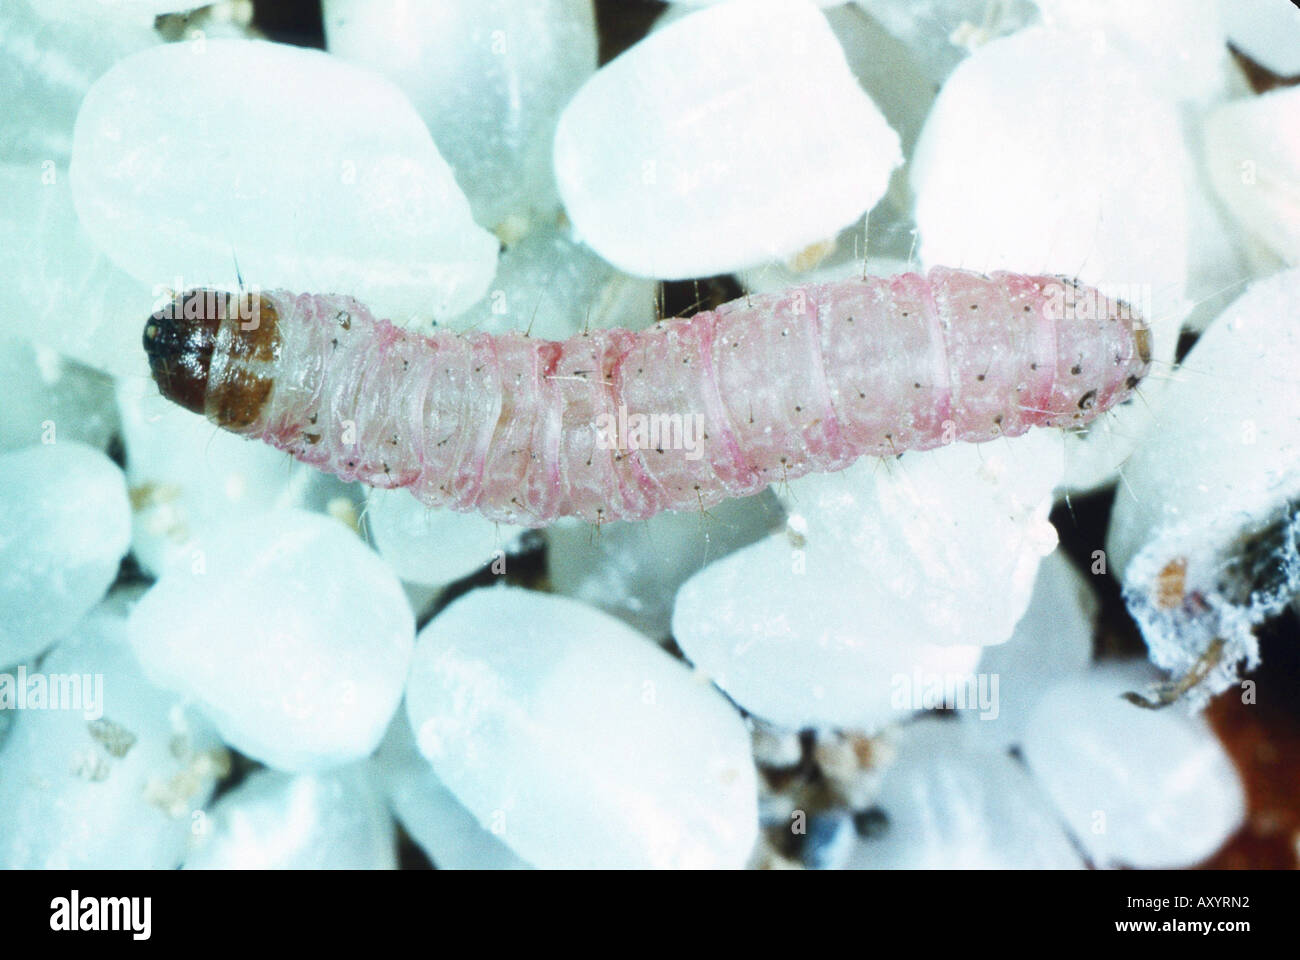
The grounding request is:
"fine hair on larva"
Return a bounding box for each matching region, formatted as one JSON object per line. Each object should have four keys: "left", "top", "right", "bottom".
{"left": 141, "top": 266, "right": 1151, "bottom": 527}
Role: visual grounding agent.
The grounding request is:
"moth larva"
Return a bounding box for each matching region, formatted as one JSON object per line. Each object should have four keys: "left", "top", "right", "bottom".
{"left": 142, "top": 267, "right": 1151, "bottom": 527}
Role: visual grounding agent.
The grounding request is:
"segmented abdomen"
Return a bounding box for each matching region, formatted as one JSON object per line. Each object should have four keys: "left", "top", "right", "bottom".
{"left": 216, "top": 267, "right": 1149, "bottom": 527}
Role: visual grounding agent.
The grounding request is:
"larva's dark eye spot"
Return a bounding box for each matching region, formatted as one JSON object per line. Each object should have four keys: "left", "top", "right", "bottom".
{"left": 1078, "top": 389, "right": 1098, "bottom": 411}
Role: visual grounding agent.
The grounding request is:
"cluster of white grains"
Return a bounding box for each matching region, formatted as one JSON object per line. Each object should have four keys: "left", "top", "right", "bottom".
{"left": 182, "top": 767, "right": 397, "bottom": 870}
{"left": 1, "top": 0, "right": 1295, "bottom": 868}
{"left": 0, "top": 593, "right": 227, "bottom": 868}
{"left": 1107, "top": 268, "right": 1300, "bottom": 704}
{"left": 405, "top": 587, "right": 758, "bottom": 869}
{"left": 126, "top": 510, "right": 415, "bottom": 772}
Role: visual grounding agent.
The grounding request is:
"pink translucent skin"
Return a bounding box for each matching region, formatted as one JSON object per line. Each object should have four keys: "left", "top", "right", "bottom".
{"left": 220, "top": 267, "right": 1149, "bottom": 527}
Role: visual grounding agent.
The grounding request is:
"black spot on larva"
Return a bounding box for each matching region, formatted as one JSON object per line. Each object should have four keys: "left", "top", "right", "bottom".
{"left": 1030, "top": 362, "right": 1038, "bottom": 370}
{"left": 1126, "top": 375, "right": 1141, "bottom": 390}
{"left": 1071, "top": 364, "right": 1082, "bottom": 375}
{"left": 976, "top": 374, "right": 985, "bottom": 382}
{"left": 1078, "top": 390, "right": 1097, "bottom": 410}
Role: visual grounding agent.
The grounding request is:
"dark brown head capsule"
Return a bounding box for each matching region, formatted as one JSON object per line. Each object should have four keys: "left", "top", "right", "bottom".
{"left": 143, "top": 289, "right": 280, "bottom": 429}
{"left": 142, "top": 290, "right": 226, "bottom": 415}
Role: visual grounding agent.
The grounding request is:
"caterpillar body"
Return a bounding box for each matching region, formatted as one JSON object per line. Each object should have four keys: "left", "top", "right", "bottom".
{"left": 143, "top": 267, "right": 1151, "bottom": 527}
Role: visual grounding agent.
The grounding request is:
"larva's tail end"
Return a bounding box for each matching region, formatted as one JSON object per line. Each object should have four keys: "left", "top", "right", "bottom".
{"left": 1119, "top": 316, "right": 1154, "bottom": 402}
{"left": 1031, "top": 288, "right": 1154, "bottom": 430}
{"left": 144, "top": 290, "right": 223, "bottom": 415}
{"left": 1105, "top": 313, "right": 1155, "bottom": 416}
{"left": 1133, "top": 319, "right": 1153, "bottom": 367}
